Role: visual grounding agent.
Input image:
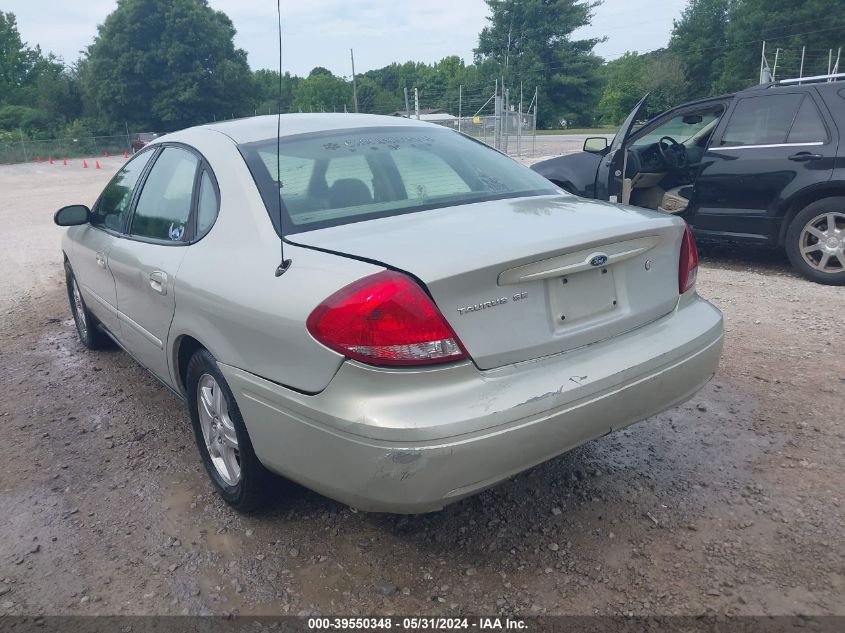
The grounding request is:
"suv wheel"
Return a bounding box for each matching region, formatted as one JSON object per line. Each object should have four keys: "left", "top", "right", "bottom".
{"left": 186, "top": 348, "right": 270, "bottom": 512}
{"left": 786, "top": 198, "right": 845, "bottom": 285}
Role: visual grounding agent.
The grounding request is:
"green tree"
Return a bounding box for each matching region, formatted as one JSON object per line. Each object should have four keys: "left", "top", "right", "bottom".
{"left": 253, "top": 69, "right": 299, "bottom": 115}
{"left": 716, "top": 0, "right": 845, "bottom": 92}
{"left": 597, "top": 51, "right": 688, "bottom": 125}
{"left": 82, "top": 0, "right": 254, "bottom": 132}
{"left": 25, "top": 54, "right": 83, "bottom": 126}
{"left": 597, "top": 53, "right": 651, "bottom": 124}
{"left": 670, "top": 0, "right": 845, "bottom": 97}
{"left": 0, "top": 12, "right": 41, "bottom": 106}
{"left": 293, "top": 68, "right": 351, "bottom": 112}
{"left": 668, "top": 0, "right": 729, "bottom": 98}
{"left": 475, "top": 0, "right": 603, "bottom": 127}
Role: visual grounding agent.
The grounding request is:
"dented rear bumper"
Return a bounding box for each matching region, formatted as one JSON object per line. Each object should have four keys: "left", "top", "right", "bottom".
{"left": 218, "top": 294, "right": 723, "bottom": 514}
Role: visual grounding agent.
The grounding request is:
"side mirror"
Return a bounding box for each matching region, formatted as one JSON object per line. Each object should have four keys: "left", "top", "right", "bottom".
{"left": 583, "top": 137, "right": 608, "bottom": 153}
{"left": 54, "top": 205, "right": 91, "bottom": 226}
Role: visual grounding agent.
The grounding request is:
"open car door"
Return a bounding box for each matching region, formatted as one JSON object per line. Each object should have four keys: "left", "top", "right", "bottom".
{"left": 595, "top": 94, "right": 649, "bottom": 204}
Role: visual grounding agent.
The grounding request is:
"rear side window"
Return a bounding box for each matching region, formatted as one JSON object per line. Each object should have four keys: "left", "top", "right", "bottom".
{"left": 786, "top": 96, "right": 827, "bottom": 143}
{"left": 720, "top": 94, "right": 803, "bottom": 146}
{"left": 91, "top": 150, "right": 154, "bottom": 232}
{"left": 130, "top": 147, "right": 199, "bottom": 242}
{"left": 196, "top": 170, "right": 219, "bottom": 236}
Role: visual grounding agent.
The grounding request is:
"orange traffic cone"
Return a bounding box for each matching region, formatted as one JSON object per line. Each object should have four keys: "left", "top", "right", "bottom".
{"left": 104, "top": 151, "right": 110, "bottom": 157}
{"left": 123, "top": 151, "right": 129, "bottom": 159}
{"left": 62, "top": 158, "right": 68, "bottom": 166}
{"left": 83, "top": 160, "right": 88, "bottom": 169}
{"left": 48, "top": 156, "right": 54, "bottom": 164}
{"left": 95, "top": 160, "right": 101, "bottom": 169}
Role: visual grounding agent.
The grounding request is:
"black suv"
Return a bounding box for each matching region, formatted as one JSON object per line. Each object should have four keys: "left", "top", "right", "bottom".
{"left": 532, "top": 75, "right": 845, "bottom": 285}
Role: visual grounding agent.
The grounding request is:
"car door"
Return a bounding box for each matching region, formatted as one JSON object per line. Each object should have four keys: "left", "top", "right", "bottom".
{"left": 689, "top": 90, "right": 836, "bottom": 242}
{"left": 71, "top": 150, "right": 156, "bottom": 334}
{"left": 107, "top": 146, "right": 201, "bottom": 384}
{"left": 595, "top": 95, "right": 649, "bottom": 202}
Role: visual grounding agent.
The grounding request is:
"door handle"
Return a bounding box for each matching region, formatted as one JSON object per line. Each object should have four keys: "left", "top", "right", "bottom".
{"left": 788, "top": 152, "right": 823, "bottom": 162}
{"left": 149, "top": 271, "right": 167, "bottom": 295}
{"left": 95, "top": 252, "right": 106, "bottom": 268}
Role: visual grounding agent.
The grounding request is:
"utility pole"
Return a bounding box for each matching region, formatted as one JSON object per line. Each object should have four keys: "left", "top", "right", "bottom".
{"left": 772, "top": 48, "right": 780, "bottom": 82}
{"left": 458, "top": 85, "right": 462, "bottom": 133}
{"left": 414, "top": 88, "right": 420, "bottom": 120}
{"left": 832, "top": 48, "right": 842, "bottom": 78}
{"left": 829, "top": 49, "right": 833, "bottom": 76}
{"left": 350, "top": 49, "right": 359, "bottom": 113}
{"left": 503, "top": 88, "right": 510, "bottom": 154}
{"left": 532, "top": 87, "right": 538, "bottom": 157}
{"left": 517, "top": 81, "right": 523, "bottom": 156}
{"left": 404, "top": 87, "right": 411, "bottom": 118}
{"left": 493, "top": 79, "right": 501, "bottom": 150}
{"left": 759, "top": 41, "right": 769, "bottom": 84}
{"left": 19, "top": 128, "right": 27, "bottom": 162}
{"left": 799, "top": 46, "right": 806, "bottom": 82}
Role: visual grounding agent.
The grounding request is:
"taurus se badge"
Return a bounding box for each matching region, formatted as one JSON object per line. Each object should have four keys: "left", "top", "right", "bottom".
{"left": 457, "top": 291, "right": 528, "bottom": 315}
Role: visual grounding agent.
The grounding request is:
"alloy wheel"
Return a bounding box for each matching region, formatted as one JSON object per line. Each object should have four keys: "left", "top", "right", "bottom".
{"left": 196, "top": 374, "right": 241, "bottom": 485}
{"left": 799, "top": 212, "right": 845, "bottom": 274}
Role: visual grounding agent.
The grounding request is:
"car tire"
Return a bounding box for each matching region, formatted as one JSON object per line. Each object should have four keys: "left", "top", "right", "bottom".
{"left": 186, "top": 348, "right": 270, "bottom": 512}
{"left": 786, "top": 198, "right": 845, "bottom": 285}
{"left": 65, "top": 262, "right": 110, "bottom": 349}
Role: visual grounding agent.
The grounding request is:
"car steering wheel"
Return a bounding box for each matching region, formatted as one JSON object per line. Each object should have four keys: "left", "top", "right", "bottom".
{"left": 657, "top": 136, "right": 688, "bottom": 170}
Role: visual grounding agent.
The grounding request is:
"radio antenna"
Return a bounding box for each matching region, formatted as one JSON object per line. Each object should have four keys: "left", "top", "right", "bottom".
{"left": 274, "top": 0, "right": 292, "bottom": 277}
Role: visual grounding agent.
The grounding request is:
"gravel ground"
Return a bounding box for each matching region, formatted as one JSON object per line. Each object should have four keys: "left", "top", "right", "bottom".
{"left": 0, "top": 151, "right": 843, "bottom": 618}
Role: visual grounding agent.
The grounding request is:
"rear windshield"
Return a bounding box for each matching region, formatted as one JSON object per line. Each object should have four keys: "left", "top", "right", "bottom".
{"left": 239, "top": 126, "right": 558, "bottom": 234}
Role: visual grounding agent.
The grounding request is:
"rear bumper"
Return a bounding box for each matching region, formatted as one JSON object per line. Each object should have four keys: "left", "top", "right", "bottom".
{"left": 219, "top": 294, "right": 723, "bottom": 514}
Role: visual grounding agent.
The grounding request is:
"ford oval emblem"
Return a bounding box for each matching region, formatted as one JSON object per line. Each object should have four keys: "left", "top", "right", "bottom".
{"left": 590, "top": 254, "right": 609, "bottom": 267}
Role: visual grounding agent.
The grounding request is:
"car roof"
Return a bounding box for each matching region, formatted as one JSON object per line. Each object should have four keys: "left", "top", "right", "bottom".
{"left": 739, "top": 76, "right": 845, "bottom": 96}
{"left": 161, "top": 113, "right": 441, "bottom": 146}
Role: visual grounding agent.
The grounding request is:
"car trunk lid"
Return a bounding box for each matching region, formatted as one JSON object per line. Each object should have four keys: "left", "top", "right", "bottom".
{"left": 291, "top": 195, "right": 685, "bottom": 370}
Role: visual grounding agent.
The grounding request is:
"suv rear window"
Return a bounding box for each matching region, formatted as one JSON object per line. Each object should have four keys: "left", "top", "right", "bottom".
{"left": 240, "top": 126, "right": 558, "bottom": 234}
{"left": 786, "top": 96, "right": 827, "bottom": 143}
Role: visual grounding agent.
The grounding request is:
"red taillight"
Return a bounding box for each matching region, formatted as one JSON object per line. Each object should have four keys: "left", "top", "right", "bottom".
{"left": 679, "top": 224, "right": 699, "bottom": 294}
{"left": 306, "top": 270, "right": 468, "bottom": 367}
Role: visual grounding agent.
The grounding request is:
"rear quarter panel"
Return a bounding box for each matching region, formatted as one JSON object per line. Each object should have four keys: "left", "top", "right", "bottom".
{"left": 163, "top": 128, "right": 382, "bottom": 394}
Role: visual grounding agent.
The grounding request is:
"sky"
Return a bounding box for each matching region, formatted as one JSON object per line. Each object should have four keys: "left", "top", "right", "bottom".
{"left": 8, "top": 0, "right": 689, "bottom": 77}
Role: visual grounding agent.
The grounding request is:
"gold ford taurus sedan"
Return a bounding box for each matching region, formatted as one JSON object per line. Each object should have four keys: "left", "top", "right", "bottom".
{"left": 54, "top": 114, "right": 723, "bottom": 513}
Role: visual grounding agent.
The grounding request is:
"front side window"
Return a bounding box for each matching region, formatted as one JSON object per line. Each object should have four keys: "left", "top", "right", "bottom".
{"left": 720, "top": 94, "right": 804, "bottom": 147}
{"left": 91, "top": 149, "right": 155, "bottom": 232}
{"left": 633, "top": 110, "right": 722, "bottom": 147}
{"left": 241, "top": 126, "right": 558, "bottom": 233}
{"left": 130, "top": 147, "right": 199, "bottom": 242}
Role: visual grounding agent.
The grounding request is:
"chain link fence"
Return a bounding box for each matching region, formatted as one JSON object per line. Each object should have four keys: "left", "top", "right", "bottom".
{"left": 0, "top": 135, "right": 133, "bottom": 165}
{"left": 403, "top": 85, "right": 539, "bottom": 157}
{"left": 441, "top": 112, "right": 537, "bottom": 156}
